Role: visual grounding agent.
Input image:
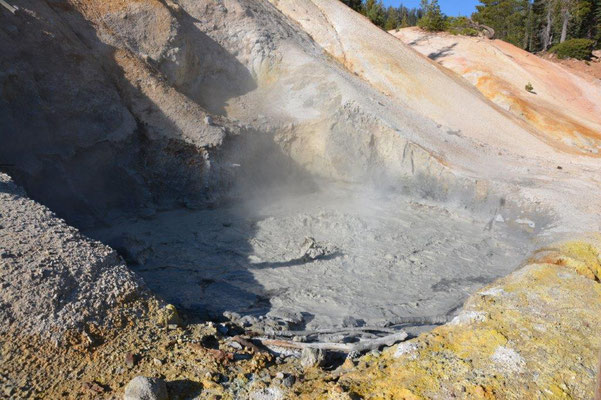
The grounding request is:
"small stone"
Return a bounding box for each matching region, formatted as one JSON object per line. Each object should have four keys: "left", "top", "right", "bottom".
{"left": 223, "top": 311, "right": 241, "bottom": 321}
{"left": 153, "top": 358, "right": 163, "bottom": 367}
{"left": 204, "top": 116, "right": 213, "bottom": 125}
{"left": 3, "top": 386, "right": 15, "bottom": 397}
{"left": 158, "top": 304, "right": 183, "bottom": 328}
{"left": 217, "top": 324, "right": 228, "bottom": 335}
{"left": 275, "top": 372, "right": 284, "bottom": 380}
{"left": 228, "top": 341, "right": 243, "bottom": 350}
{"left": 125, "top": 352, "right": 136, "bottom": 368}
{"left": 124, "top": 376, "right": 168, "bottom": 400}
{"left": 298, "top": 237, "right": 336, "bottom": 261}
{"left": 266, "top": 308, "right": 304, "bottom": 326}
{"left": 250, "top": 388, "right": 284, "bottom": 400}
{"left": 168, "top": 324, "right": 178, "bottom": 330}
{"left": 341, "top": 357, "right": 356, "bottom": 369}
{"left": 282, "top": 375, "right": 296, "bottom": 388}
{"left": 300, "top": 348, "right": 326, "bottom": 369}
{"left": 81, "top": 331, "right": 93, "bottom": 346}
{"left": 332, "top": 384, "right": 345, "bottom": 393}
{"left": 82, "top": 381, "right": 105, "bottom": 394}
{"left": 239, "top": 315, "right": 258, "bottom": 327}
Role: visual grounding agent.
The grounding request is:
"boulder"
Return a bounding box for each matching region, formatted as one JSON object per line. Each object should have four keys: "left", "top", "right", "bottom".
{"left": 123, "top": 376, "right": 168, "bottom": 400}
{"left": 300, "top": 347, "right": 326, "bottom": 369}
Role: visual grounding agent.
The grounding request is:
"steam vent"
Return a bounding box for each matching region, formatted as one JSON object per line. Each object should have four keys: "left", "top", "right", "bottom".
{"left": 2, "top": 0, "right": 601, "bottom": 399}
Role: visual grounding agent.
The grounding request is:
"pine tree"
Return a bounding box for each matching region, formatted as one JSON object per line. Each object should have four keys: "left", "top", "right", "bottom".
{"left": 400, "top": 12, "right": 410, "bottom": 28}
{"left": 339, "top": 0, "right": 364, "bottom": 13}
{"left": 594, "top": 0, "right": 601, "bottom": 44}
{"left": 569, "top": 0, "right": 596, "bottom": 39}
{"left": 384, "top": 7, "right": 400, "bottom": 31}
{"left": 473, "top": 0, "right": 531, "bottom": 48}
{"left": 364, "top": 0, "right": 386, "bottom": 28}
{"left": 471, "top": 0, "right": 599, "bottom": 51}
{"left": 418, "top": 0, "right": 446, "bottom": 31}
{"left": 525, "top": 1, "right": 535, "bottom": 50}
{"left": 530, "top": 0, "right": 548, "bottom": 51}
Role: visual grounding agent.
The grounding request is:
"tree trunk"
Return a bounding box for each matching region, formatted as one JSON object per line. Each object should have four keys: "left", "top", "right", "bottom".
{"left": 560, "top": 7, "right": 570, "bottom": 43}
{"left": 543, "top": 6, "right": 552, "bottom": 50}
{"left": 527, "top": 4, "right": 534, "bottom": 51}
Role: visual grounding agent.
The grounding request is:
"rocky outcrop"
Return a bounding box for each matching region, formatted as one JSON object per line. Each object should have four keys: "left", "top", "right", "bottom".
{"left": 0, "top": 0, "right": 229, "bottom": 227}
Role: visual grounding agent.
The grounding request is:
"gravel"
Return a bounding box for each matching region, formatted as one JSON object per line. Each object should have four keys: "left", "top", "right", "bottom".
{"left": 0, "top": 174, "right": 146, "bottom": 341}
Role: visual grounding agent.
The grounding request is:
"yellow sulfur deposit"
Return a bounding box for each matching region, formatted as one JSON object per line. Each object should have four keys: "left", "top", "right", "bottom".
{"left": 293, "top": 237, "right": 601, "bottom": 399}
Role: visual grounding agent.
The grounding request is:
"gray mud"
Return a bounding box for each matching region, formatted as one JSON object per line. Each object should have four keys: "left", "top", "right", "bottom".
{"left": 86, "top": 184, "right": 535, "bottom": 332}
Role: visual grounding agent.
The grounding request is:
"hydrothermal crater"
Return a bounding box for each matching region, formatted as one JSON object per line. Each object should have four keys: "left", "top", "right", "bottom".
{"left": 1, "top": 0, "right": 601, "bottom": 398}
{"left": 1, "top": 0, "right": 553, "bottom": 335}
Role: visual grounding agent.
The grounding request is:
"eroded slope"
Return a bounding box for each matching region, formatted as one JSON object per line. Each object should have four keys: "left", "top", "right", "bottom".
{"left": 393, "top": 27, "right": 601, "bottom": 157}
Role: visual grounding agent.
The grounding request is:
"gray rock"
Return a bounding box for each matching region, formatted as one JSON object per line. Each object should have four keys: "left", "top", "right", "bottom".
{"left": 342, "top": 316, "right": 364, "bottom": 328}
{"left": 227, "top": 340, "right": 243, "bottom": 350}
{"left": 123, "top": 376, "right": 168, "bottom": 400}
{"left": 282, "top": 375, "right": 296, "bottom": 388}
{"left": 300, "top": 347, "right": 326, "bottom": 369}
{"left": 216, "top": 323, "right": 229, "bottom": 335}
{"left": 298, "top": 237, "right": 337, "bottom": 261}
{"left": 239, "top": 315, "right": 258, "bottom": 327}
{"left": 266, "top": 308, "right": 304, "bottom": 327}
{"left": 158, "top": 304, "right": 183, "bottom": 328}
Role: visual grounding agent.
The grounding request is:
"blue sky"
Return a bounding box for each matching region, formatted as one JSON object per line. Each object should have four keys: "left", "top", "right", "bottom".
{"left": 382, "top": 0, "right": 480, "bottom": 17}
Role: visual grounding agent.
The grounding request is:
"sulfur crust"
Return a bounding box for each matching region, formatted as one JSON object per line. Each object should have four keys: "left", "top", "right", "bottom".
{"left": 289, "top": 236, "right": 601, "bottom": 399}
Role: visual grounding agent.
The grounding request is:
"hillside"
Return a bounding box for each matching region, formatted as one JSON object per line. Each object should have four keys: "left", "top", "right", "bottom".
{"left": 393, "top": 26, "right": 601, "bottom": 157}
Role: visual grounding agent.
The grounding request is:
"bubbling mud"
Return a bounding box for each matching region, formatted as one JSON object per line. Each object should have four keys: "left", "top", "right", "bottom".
{"left": 86, "top": 183, "right": 536, "bottom": 334}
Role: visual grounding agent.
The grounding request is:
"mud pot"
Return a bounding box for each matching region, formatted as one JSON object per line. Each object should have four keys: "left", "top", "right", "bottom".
{"left": 86, "top": 183, "right": 537, "bottom": 337}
